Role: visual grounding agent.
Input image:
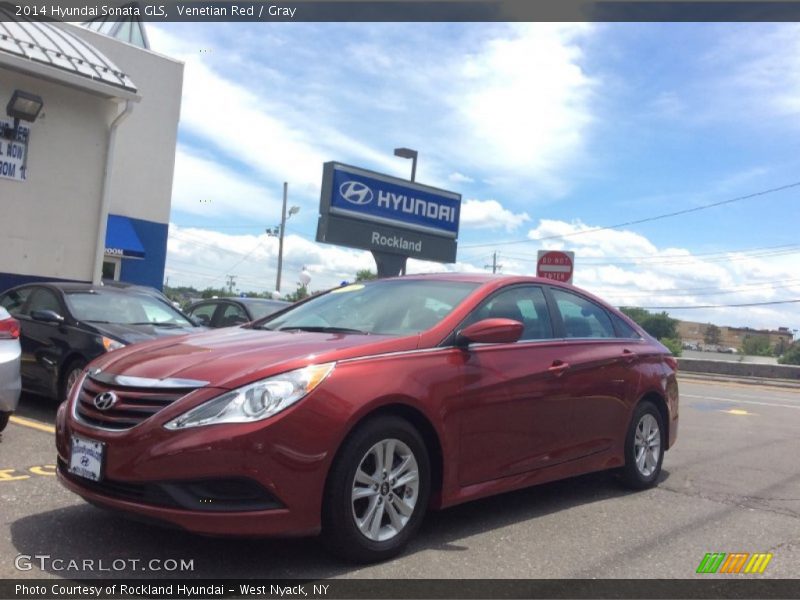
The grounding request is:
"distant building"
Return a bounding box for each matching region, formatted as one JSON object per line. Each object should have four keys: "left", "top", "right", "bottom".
{"left": 677, "top": 320, "right": 793, "bottom": 351}
{"left": 0, "top": 7, "right": 182, "bottom": 292}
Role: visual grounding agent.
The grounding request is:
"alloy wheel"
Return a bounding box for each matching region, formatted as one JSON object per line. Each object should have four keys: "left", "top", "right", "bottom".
{"left": 634, "top": 413, "right": 661, "bottom": 477}
{"left": 351, "top": 438, "right": 419, "bottom": 542}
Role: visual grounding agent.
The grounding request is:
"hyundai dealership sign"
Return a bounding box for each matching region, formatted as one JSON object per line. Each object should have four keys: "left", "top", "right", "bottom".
{"left": 316, "top": 162, "right": 461, "bottom": 263}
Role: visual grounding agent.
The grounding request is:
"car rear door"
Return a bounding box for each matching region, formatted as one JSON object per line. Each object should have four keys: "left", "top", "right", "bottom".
{"left": 545, "top": 287, "right": 639, "bottom": 460}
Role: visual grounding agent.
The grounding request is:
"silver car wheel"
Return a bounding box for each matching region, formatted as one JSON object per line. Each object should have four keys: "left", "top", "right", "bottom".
{"left": 634, "top": 413, "right": 661, "bottom": 477}
{"left": 351, "top": 438, "right": 419, "bottom": 542}
{"left": 65, "top": 368, "right": 83, "bottom": 398}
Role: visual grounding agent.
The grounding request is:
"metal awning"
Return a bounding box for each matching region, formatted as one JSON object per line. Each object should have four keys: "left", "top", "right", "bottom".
{"left": 105, "top": 214, "right": 145, "bottom": 259}
{"left": 0, "top": 2, "right": 138, "bottom": 100}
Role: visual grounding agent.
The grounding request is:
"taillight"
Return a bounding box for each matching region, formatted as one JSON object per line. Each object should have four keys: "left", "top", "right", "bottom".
{"left": 0, "top": 316, "right": 20, "bottom": 339}
{"left": 664, "top": 355, "right": 678, "bottom": 371}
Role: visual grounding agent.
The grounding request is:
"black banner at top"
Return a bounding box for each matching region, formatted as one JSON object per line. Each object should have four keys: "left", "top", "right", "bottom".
{"left": 5, "top": 0, "right": 800, "bottom": 22}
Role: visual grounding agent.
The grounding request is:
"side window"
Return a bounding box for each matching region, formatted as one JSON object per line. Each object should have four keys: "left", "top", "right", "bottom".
{"left": 463, "top": 286, "right": 554, "bottom": 341}
{"left": 219, "top": 303, "right": 248, "bottom": 327}
{"left": 27, "top": 288, "right": 62, "bottom": 315}
{"left": 188, "top": 303, "right": 216, "bottom": 326}
{"left": 0, "top": 287, "right": 33, "bottom": 315}
{"left": 610, "top": 312, "right": 642, "bottom": 339}
{"left": 551, "top": 289, "right": 615, "bottom": 339}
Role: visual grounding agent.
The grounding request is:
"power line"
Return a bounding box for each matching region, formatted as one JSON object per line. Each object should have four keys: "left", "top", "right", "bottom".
{"left": 637, "top": 298, "right": 800, "bottom": 310}
{"left": 461, "top": 181, "right": 800, "bottom": 249}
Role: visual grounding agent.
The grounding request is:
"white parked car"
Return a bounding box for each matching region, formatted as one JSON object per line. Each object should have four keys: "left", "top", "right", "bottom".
{"left": 0, "top": 306, "right": 21, "bottom": 432}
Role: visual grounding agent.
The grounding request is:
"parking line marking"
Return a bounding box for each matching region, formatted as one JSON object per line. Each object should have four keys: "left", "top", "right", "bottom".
{"left": 683, "top": 394, "right": 799, "bottom": 410}
{"left": 725, "top": 409, "right": 754, "bottom": 416}
{"left": 9, "top": 415, "right": 56, "bottom": 434}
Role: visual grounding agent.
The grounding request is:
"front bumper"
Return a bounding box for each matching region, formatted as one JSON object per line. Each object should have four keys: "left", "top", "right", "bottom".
{"left": 55, "top": 384, "right": 340, "bottom": 537}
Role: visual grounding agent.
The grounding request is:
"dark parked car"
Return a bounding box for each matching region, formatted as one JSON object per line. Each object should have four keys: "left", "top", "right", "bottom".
{"left": 186, "top": 297, "right": 290, "bottom": 328}
{"left": 56, "top": 274, "right": 678, "bottom": 562}
{"left": 0, "top": 282, "right": 202, "bottom": 402}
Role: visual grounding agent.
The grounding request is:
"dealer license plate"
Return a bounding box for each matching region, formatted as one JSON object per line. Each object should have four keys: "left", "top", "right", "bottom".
{"left": 69, "top": 435, "right": 105, "bottom": 482}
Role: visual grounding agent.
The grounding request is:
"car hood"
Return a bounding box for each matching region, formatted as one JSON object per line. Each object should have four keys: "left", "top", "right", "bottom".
{"left": 88, "top": 321, "right": 201, "bottom": 344}
{"left": 91, "top": 327, "right": 417, "bottom": 389}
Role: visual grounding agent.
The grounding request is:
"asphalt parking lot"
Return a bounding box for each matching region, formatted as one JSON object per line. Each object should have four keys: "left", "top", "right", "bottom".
{"left": 0, "top": 377, "right": 798, "bottom": 580}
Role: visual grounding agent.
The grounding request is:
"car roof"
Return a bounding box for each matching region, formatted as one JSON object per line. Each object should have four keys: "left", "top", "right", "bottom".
{"left": 9, "top": 281, "right": 160, "bottom": 296}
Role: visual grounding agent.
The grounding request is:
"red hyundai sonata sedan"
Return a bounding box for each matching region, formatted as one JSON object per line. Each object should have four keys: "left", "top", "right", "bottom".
{"left": 56, "top": 274, "right": 678, "bottom": 562}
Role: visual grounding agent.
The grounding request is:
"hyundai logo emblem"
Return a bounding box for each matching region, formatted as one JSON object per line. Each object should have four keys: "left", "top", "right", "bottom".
{"left": 339, "top": 181, "right": 373, "bottom": 205}
{"left": 93, "top": 391, "right": 118, "bottom": 411}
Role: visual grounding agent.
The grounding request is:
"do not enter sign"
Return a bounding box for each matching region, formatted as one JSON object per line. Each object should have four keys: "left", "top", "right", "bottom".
{"left": 536, "top": 250, "right": 574, "bottom": 284}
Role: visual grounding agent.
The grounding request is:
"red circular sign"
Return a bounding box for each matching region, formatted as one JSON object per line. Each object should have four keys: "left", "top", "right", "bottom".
{"left": 536, "top": 251, "right": 574, "bottom": 283}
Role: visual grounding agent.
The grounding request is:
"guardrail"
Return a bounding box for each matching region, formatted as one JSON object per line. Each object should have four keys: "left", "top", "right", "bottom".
{"left": 677, "top": 357, "right": 800, "bottom": 381}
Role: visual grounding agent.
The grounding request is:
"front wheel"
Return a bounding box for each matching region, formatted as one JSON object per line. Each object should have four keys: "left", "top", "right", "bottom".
{"left": 619, "top": 400, "right": 665, "bottom": 489}
{"left": 323, "top": 416, "right": 430, "bottom": 563}
{"left": 0, "top": 411, "right": 10, "bottom": 432}
{"left": 61, "top": 359, "right": 87, "bottom": 403}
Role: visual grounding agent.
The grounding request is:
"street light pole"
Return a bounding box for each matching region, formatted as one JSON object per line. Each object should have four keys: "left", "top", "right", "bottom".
{"left": 394, "top": 147, "right": 418, "bottom": 182}
{"left": 391, "top": 147, "right": 418, "bottom": 276}
{"left": 276, "top": 182, "right": 288, "bottom": 292}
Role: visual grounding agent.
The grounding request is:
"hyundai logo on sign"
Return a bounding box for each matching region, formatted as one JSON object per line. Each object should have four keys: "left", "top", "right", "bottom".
{"left": 339, "top": 181, "right": 374, "bottom": 205}
{"left": 326, "top": 163, "right": 461, "bottom": 239}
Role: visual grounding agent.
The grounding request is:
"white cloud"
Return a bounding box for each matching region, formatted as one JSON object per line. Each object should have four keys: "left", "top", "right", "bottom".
{"left": 461, "top": 199, "right": 530, "bottom": 232}
{"left": 448, "top": 172, "right": 474, "bottom": 184}
{"left": 456, "top": 23, "right": 595, "bottom": 185}
{"left": 170, "top": 147, "right": 281, "bottom": 220}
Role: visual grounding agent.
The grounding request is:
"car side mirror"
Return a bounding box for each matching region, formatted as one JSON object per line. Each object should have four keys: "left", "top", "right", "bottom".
{"left": 30, "top": 309, "right": 65, "bottom": 324}
{"left": 456, "top": 318, "right": 523, "bottom": 347}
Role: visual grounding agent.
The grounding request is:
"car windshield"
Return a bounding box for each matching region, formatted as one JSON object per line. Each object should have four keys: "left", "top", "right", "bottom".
{"left": 65, "top": 291, "right": 193, "bottom": 327}
{"left": 247, "top": 301, "right": 289, "bottom": 320}
{"left": 258, "top": 279, "right": 478, "bottom": 336}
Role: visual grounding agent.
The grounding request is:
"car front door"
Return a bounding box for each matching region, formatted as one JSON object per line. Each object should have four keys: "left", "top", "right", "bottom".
{"left": 455, "top": 285, "right": 575, "bottom": 487}
{"left": 15, "top": 287, "right": 69, "bottom": 396}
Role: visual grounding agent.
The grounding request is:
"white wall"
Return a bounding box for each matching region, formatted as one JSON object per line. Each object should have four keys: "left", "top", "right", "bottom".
{"left": 69, "top": 25, "right": 184, "bottom": 226}
{"left": 0, "top": 68, "right": 116, "bottom": 282}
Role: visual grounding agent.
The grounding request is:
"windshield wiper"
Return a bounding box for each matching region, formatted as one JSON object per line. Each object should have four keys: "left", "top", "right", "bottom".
{"left": 84, "top": 319, "right": 112, "bottom": 324}
{"left": 278, "top": 326, "right": 368, "bottom": 335}
{"left": 127, "top": 321, "right": 184, "bottom": 328}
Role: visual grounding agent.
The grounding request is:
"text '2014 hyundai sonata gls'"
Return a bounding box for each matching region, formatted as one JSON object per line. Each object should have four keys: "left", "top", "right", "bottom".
{"left": 56, "top": 274, "right": 678, "bottom": 562}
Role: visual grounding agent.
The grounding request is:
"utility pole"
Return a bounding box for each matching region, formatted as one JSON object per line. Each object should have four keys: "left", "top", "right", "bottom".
{"left": 226, "top": 274, "right": 236, "bottom": 294}
{"left": 276, "top": 182, "right": 287, "bottom": 292}
{"left": 266, "top": 182, "right": 299, "bottom": 294}
{"left": 484, "top": 252, "right": 502, "bottom": 274}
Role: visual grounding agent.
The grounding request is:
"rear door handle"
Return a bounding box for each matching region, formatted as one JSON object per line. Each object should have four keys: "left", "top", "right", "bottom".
{"left": 548, "top": 360, "right": 570, "bottom": 376}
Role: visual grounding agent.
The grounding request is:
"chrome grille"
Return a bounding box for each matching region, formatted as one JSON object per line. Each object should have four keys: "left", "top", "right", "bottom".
{"left": 74, "top": 376, "right": 194, "bottom": 431}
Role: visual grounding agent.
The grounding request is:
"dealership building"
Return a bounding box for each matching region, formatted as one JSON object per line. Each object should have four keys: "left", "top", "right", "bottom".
{"left": 0, "top": 7, "right": 182, "bottom": 292}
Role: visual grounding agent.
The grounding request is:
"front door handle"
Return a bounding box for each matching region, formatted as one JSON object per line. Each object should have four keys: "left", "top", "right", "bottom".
{"left": 548, "top": 360, "right": 570, "bottom": 377}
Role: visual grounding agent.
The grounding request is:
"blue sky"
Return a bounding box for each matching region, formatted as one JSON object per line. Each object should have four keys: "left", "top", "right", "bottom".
{"left": 152, "top": 22, "right": 800, "bottom": 332}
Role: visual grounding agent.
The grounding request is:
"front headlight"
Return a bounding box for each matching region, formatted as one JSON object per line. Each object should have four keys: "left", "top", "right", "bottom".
{"left": 163, "top": 363, "right": 335, "bottom": 430}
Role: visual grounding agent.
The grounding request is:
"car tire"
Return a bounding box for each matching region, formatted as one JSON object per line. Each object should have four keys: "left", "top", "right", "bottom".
{"left": 619, "top": 400, "right": 665, "bottom": 489}
{"left": 60, "top": 359, "right": 87, "bottom": 403}
{"left": 322, "top": 415, "right": 430, "bottom": 563}
{"left": 0, "top": 411, "right": 10, "bottom": 432}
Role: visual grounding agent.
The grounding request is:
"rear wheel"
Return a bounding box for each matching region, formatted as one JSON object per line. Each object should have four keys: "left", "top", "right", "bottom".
{"left": 60, "top": 359, "right": 86, "bottom": 403}
{"left": 0, "top": 411, "right": 10, "bottom": 432}
{"left": 323, "top": 416, "right": 430, "bottom": 563}
{"left": 619, "top": 400, "right": 665, "bottom": 489}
